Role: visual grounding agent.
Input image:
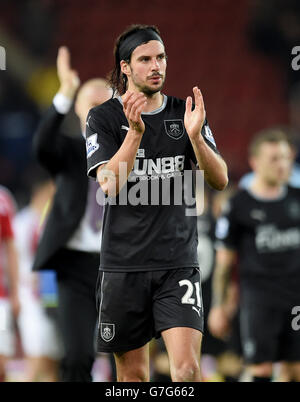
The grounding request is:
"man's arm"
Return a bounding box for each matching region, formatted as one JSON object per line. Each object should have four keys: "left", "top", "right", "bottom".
{"left": 4, "top": 238, "right": 20, "bottom": 318}
{"left": 207, "top": 247, "right": 236, "bottom": 339}
{"left": 96, "top": 91, "right": 147, "bottom": 195}
{"left": 190, "top": 136, "right": 228, "bottom": 191}
{"left": 33, "top": 105, "right": 68, "bottom": 173}
{"left": 33, "top": 46, "right": 80, "bottom": 174}
{"left": 184, "top": 87, "right": 228, "bottom": 191}
{"left": 211, "top": 248, "right": 236, "bottom": 307}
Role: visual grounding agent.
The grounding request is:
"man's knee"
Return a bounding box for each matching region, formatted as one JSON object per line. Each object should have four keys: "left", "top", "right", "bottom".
{"left": 171, "top": 359, "right": 201, "bottom": 382}
{"left": 117, "top": 364, "right": 149, "bottom": 382}
{"left": 114, "top": 345, "right": 149, "bottom": 382}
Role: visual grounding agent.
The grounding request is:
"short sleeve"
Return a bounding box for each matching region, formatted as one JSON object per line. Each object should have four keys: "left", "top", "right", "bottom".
{"left": 215, "top": 197, "right": 239, "bottom": 250}
{"left": 188, "top": 118, "right": 220, "bottom": 165}
{"left": 86, "top": 109, "right": 120, "bottom": 179}
{"left": 201, "top": 119, "right": 219, "bottom": 154}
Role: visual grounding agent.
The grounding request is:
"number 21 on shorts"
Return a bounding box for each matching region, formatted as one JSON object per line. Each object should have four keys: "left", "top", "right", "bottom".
{"left": 179, "top": 279, "right": 202, "bottom": 316}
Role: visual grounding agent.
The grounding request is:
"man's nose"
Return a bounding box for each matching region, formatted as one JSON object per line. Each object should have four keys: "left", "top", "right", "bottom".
{"left": 151, "top": 58, "right": 160, "bottom": 70}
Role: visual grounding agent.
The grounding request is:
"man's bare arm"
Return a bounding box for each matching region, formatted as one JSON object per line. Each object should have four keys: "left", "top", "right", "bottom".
{"left": 184, "top": 87, "right": 228, "bottom": 191}
{"left": 191, "top": 137, "right": 228, "bottom": 191}
{"left": 5, "top": 238, "right": 20, "bottom": 317}
{"left": 96, "top": 91, "right": 147, "bottom": 195}
{"left": 211, "top": 248, "right": 236, "bottom": 307}
{"left": 207, "top": 247, "right": 236, "bottom": 339}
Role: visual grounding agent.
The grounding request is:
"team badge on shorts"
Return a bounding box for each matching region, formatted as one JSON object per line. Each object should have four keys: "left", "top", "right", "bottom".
{"left": 164, "top": 120, "right": 185, "bottom": 140}
{"left": 100, "top": 323, "right": 115, "bottom": 342}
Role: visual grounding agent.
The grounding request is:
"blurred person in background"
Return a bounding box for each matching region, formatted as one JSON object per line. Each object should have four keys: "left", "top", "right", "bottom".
{"left": 240, "top": 83, "right": 300, "bottom": 190}
{"left": 200, "top": 187, "right": 244, "bottom": 382}
{"left": 32, "top": 46, "right": 112, "bottom": 382}
{"left": 238, "top": 126, "right": 300, "bottom": 382}
{"left": 0, "top": 185, "right": 20, "bottom": 382}
{"left": 240, "top": 126, "right": 300, "bottom": 190}
{"left": 14, "top": 171, "right": 63, "bottom": 381}
{"left": 209, "top": 128, "right": 300, "bottom": 382}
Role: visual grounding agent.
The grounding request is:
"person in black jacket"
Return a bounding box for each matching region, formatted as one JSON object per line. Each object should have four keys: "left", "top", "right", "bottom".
{"left": 32, "top": 46, "right": 112, "bottom": 382}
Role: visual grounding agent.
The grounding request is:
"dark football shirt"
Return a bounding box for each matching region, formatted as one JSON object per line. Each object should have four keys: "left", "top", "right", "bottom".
{"left": 215, "top": 186, "right": 300, "bottom": 307}
{"left": 86, "top": 95, "right": 219, "bottom": 272}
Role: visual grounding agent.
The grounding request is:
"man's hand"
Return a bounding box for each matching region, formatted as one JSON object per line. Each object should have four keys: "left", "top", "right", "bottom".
{"left": 208, "top": 305, "right": 231, "bottom": 340}
{"left": 184, "top": 86, "right": 206, "bottom": 141}
{"left": 123, "top": 91, "right": 147, "bottom": 135}
{"left": 57, "top": 46, "right": 80, "bottom": 100}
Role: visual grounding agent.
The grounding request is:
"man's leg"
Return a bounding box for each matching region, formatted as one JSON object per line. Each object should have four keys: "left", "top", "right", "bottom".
{"left": 278, "top": 362, "right": 293, "bottom": 382}
{"left": 0, "top": 356, "right": 7, "bottom": 382}
{"left": 56, "top": 251, "right": 99, "bottom": 382}
{"left": 114, "top": 343, "right": 150, "bottom": 382}
{"left": 276, "top": 308, "right": 300, "bottom": 382}
{"left": 248, "top": 362, "right": 273, "bottom": 382}
{"left": 239, "top": 301, "right": 284, "bottom": 382}
{"left": 286, "top": 363, "right": 300, "bottom": 382}
{"left": 57, "top": 278, "right": 97, "bottom": 381}
{"left": 162, "top": 327, "right": 202, "bottom": 382}
{"left": 96, "top": 271, "right": 154, "bottom": 382}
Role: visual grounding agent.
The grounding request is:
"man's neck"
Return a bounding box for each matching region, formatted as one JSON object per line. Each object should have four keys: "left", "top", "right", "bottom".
{"left": 123, "top": 89, "right": 163, "bottom": 113}
{"left": 143, "top": 92, "right": 163, "bottom": 113}
{"left": 250, "top": 177, "right": 284, "bottom": 199}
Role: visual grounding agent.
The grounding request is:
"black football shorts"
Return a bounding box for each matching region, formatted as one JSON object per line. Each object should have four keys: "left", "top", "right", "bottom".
{"left": 95, "top": 267, "right": 204, "bottom": 353}
{"left": 240, "top": 301, "right": 300, "bottom": 364}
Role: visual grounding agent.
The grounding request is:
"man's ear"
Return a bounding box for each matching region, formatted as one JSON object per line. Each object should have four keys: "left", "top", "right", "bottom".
{"left": 120, "top": 60, "right": 130, "bottom": 77}
{"left": 248, "top": 155, "right": 257, "bottom": 172}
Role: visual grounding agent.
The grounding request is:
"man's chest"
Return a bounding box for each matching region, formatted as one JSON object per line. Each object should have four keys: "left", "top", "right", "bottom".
{"left": 118, "top": 121, "right": 191, "bottom": 162}
{"left": 238, "top": 198, "right": 300, "bottom": 252}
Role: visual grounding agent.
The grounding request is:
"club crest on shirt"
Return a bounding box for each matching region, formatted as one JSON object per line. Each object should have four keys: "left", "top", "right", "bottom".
{"left": 86, "top": 133, "right": 99, "bottom": 158}
{"left": 164, "top": 119, "right": 185, "bottom": 140}
{"left": 100, "top": 323, "right": 115, "bottom": 342}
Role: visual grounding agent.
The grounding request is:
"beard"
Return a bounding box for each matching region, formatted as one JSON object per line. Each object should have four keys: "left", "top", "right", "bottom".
{"left": 131, "top": 73, "right": 166, "bottom": 96}
{"left": 142, "top": 84, "right": 164, "bottom": 96}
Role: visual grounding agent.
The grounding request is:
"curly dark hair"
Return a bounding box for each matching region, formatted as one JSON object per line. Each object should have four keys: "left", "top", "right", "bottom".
{"left": 108, "top": 24, "right": 161, "bottom": 95}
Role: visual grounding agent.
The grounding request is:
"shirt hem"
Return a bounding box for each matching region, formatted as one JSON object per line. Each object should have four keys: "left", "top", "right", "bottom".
{"left": 99, "top": 263, "right": 199, "bottom": 272}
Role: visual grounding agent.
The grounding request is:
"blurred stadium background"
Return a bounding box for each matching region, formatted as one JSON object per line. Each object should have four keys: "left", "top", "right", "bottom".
{"left": 0, "top": 0, "right": 300, "bottom": 381}
{"left": 1, "top": 0, "right": 299, "bottom": 205}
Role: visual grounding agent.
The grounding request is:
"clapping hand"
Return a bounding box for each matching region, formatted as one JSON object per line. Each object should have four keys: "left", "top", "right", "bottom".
{"left": 57, "top": 46, "right": 80, "bottom": 100}
{"left": 123, "top": 91, "right": 147, "bottom": 135}
{"left": 184, "top": 86, "right": 206, "bottom": 141}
